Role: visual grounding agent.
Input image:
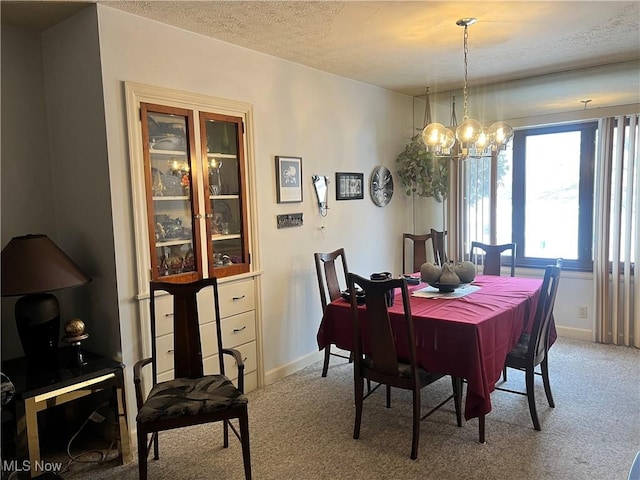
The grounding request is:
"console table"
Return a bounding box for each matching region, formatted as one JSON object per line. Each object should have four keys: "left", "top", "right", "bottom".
{"left": 1, "top": 348, "right": 132, "bottom": 478}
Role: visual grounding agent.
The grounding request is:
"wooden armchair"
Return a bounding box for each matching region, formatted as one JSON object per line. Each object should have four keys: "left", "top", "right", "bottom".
{"left": 347, "top": 272, "right": 462, "bottom": 460}
{"left": 470, "top": 241, "right": 517, "bottom": 276}
{"left": 402, "top": 233, "right": 433, "bottom": 274}
{"left": 314, "top": 248, "right": 351, "bottom": 377}
{"left": 133, "top": 278, "right": 251, "bottom": 479}
{"left": 495, "top": 261, "right": 562, "bottom": 431}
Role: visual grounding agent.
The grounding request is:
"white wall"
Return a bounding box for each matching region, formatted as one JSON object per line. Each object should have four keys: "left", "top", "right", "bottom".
{"left": 92, "top": 4, "right": 414, "bottom": 392}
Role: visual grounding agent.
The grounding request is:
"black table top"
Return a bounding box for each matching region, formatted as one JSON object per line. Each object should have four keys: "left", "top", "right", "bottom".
{"left": 1, "top": 348, "right": 124, "bottom": 400}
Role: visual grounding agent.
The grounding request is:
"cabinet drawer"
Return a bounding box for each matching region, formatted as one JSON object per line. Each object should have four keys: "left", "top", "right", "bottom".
{"left": 153, "top": 294, "right": 174, "bottom": 337}
{"left": 223, "top": 341, "right": 256, "bottom": 379}
{"left": 221, "top": 311, "right": 255, "bottom": 348}
{"left": 218, "top": 279, "right": 255, "bottom": 318}
{"left": 241, "top": 370, "right": 258, "bottom": 393}
{"left": 152, "top": 288, "right": 217, "bottom": 338}
{"left": 155, "top": 333, "right": 175, "bottom": 374}
{"left": 155, "top": 321, "right": 218, "bottom": 375}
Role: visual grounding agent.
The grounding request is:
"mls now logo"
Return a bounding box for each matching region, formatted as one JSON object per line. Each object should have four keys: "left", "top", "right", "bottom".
{"left": 2, "top": 459, "right": 64, "bottom": 473}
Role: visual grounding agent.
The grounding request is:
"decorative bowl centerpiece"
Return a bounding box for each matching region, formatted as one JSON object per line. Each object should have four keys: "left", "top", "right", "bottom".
{"left": 420, "top": 260, "right": 476, "bottom": 292}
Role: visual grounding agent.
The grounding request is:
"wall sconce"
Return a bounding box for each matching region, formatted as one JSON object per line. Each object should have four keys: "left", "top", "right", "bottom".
{"left": 312, "top": 175, "right": 329, "bottom": 217}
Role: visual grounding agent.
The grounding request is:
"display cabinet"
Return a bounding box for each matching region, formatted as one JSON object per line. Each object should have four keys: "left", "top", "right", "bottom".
{"left": 139, "top": 105, "right": 250, "bottom": 281}
{"left": 141, "top": 103, "right": 202, "bottom": 282}
{"left": 126, "top": 82, "right": 263, "bottom": 394}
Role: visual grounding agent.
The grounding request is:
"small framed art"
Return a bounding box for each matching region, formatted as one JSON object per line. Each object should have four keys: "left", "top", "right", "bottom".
{"left": 335, "top": 172, "right": 364, "bottom": 200}
{"left": 275, "top": 156, "right": 303, "bottom": 203}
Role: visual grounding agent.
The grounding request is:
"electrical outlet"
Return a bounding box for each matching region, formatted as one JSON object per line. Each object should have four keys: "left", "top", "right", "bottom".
{"left": 578, "top": 306, "right": 588, "bottom": 318}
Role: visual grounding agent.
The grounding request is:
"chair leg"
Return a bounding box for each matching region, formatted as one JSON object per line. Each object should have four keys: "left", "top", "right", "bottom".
{"left": 152, "top": 431, "right": 159, "bottom": 460}
{"left": 386, "top": 385, "right": 391, "bottom": 408}
{"left": 137, "top": 430, "right": 148, "bottom": 480}
{"left": 322, "top": 345, "right": 331, "bottom": 377}
{"left": 452, "top": 376, "right": 462, "bottom": 427}
{"left": 410, "top": 387, "right": 420, "bottom": 460}
{"left": 540, "top": 356, "right": 555, "bottom": 408}
{"left": 525, "top": 368, "right": 541, "bottom": 431}
{"left": 223, "top": 419, "right": 230, "bottom": 448}
{"left": 502, "top": 366, "right": 507, "bottom": 382}
{"left": 239, "top": 410, "right": 252, "bottom": 480}
{"left": 353, "top": 375, "right": 364, "bottom": 439}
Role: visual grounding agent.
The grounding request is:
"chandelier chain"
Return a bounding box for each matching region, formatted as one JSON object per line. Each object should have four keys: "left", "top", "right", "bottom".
{"left": 462, "top": 25, "right": 469, "bottom": 119}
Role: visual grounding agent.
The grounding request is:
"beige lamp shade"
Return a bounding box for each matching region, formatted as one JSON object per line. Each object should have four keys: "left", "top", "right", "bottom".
{"left": 1, "top": 234, "right": 91, "bottom": 296}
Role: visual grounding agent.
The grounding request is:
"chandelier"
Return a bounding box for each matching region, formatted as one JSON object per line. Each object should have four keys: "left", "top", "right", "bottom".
{"left": 421, "top": 18, "right": 513, "bottom": 159}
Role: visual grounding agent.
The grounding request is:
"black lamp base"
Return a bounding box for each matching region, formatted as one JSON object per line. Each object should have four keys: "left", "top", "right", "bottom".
{"left": 14, "top": 293, "right": 60, "bottom": 369}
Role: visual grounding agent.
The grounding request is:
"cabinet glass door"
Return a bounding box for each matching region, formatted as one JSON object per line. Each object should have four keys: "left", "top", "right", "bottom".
{"left": 200, "top": 112, "right": 250, "bottom": 277}
{"left": 141, "top": 103, "right": 202, "bottom": 282}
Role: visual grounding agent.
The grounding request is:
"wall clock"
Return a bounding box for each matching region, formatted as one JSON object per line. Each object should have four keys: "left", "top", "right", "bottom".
{"left": 370, "top": 166, "right": 394, "bottom": 207}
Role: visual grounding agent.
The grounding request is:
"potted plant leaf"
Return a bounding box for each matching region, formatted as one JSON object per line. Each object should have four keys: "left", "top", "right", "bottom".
{"left": 395, "top": 133, "right": 449, "bottom": 202}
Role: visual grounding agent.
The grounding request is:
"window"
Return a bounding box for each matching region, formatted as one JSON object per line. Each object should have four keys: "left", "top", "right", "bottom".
{"left": 462, "top": 121, "right": 597, "bottom": 271}
{"left": 511, "top": 122, "right": 597, "bottom": 269}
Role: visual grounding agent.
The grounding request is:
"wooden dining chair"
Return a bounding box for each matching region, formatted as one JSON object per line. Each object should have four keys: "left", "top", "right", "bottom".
{"left": 495, "top": 261, "right": 562, "bottom": 431}
{"left": 134, "top": 278, "right": 252, "bottom": 480}
{"left": 430, "top": 229, "right": 448, "bottom": 266}
{"left": 314, "top": 248, "right": 351, "bottom": 377}
{"left": 347, "top": 272, "right": 462, "bottom": 460}
{"left": 402, "top": 233, "right": 433, "bottom": 274}
{"left": 470, "top": 241, "right": 517, "bottom": 277}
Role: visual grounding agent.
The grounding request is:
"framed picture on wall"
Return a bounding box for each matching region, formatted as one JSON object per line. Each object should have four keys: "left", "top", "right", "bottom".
{"left": 275, "top": 156, "right": 303, "bottom": 203}
{"left": 336, "top": 172, "right": 364, "bottom": 200}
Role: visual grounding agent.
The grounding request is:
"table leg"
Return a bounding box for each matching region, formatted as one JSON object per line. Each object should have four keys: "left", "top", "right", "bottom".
{"left": 114, "top": 371, "right": 132, "bottom": 463}
{"left": 15, "top": 396, "right": 40, "bottom": 478}
{"left": 478, "top": 414, "right": 486, "bottom": 444}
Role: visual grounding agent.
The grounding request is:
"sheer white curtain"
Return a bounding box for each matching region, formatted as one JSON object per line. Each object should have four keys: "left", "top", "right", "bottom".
{"left": 594, "top": 114, "right": 639, "bottom": 347}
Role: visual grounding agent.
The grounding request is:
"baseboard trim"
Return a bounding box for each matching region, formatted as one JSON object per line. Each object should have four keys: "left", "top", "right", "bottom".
{"left": 264, "top": 350, "right": 324, "bottom": 385}
{"left": 557, "top": 325, "right": 593, "bottom": 341}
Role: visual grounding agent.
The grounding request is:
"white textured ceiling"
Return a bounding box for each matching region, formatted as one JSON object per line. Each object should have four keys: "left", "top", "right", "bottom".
{"left": 3, "top": 1, "right": 640, "bottom": 116}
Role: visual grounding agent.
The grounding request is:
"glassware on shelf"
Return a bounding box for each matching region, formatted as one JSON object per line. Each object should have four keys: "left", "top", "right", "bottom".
{"left": 209, "top": 159, "right": 223, "bottom": 195}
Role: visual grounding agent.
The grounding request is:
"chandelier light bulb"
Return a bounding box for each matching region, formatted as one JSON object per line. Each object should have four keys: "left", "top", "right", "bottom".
{"left": 419, "top": 18, "right": 513, "bottom": 160}
{"left": 442, "top": 128, "right": 456, "bottom": 150}
{"left": 456, "top": 117, "right": 483, "bottom": 144}
{"left": 487, "top": 121, "right": 514, "bottom": 147}
{"left": 475, "top": 130, "right": 489, "bottom": 150}
{"left": 422, "top": 123, "right": 449, "bottom": 149}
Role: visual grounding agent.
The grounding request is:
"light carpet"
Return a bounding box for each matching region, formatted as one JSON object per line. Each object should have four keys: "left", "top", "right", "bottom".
{"left": 59, "top": 337, "right": 640, "bottom": 480}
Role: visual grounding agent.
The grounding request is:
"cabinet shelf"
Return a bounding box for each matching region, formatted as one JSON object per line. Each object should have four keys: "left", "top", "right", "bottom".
{"left": 209, "top": 194, "right": 240, "bottom": 200}
{"left": 212, "top": 234, "right": 241, "bottom": 241}
{"left": 207, "top": 152, "right": 237, "bottom": 159}
{"left": 153, "top": 195, "right": 189, "bottom": 201}
{"left": 150, "top": 148, "right": 187, "bottom": 156}
{"left": 156, "top": 239, "right": 192, "bottom": 247}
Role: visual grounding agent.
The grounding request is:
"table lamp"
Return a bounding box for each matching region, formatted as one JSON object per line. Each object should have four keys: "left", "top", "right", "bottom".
{"left": 1, "top": 234, "right": 91, "bottom": 368}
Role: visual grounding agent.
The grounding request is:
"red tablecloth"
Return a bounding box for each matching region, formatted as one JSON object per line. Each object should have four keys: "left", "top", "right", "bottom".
{"left": 317, "top": 275, "right": 545, "bottom": 420}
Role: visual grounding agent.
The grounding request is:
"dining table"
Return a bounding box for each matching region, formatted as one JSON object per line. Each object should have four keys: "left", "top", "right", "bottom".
{"left": 316, "top": 274, "right": 552, "bottom": 443}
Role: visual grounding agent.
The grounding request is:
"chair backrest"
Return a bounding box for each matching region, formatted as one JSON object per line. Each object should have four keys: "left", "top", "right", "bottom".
{"left": 430, "top": 229, "right": 448, "bottom": 266}
{"left": 402, "top": 233, "right": 433, "bottom": 274}
{"left": 314, "top": 248, "right": 349, "bottom": 312}
{"left": 149, "top": 278, "right": 224, "bottom": 381}
{"left": 526, "top": 261, "right": 562, "bottom": 365}
{"left": 347, "top": 273, "right": 418, "bottom": 382}
{"left": 470, "top": 241, "right": 517, "bottom": 277}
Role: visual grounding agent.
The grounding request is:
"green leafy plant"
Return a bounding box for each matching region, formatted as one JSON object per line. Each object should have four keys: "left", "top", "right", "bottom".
{"left": 396, "top": 134, "right": 449, "bottom": 202}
